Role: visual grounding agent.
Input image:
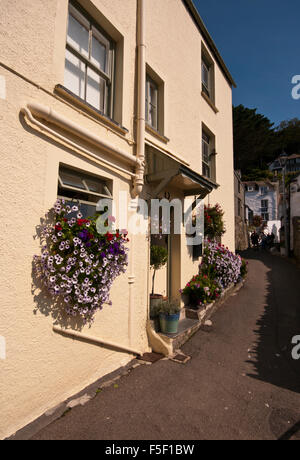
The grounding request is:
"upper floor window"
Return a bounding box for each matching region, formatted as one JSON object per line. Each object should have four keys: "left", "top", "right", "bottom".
{"left": 201, "top": 59, "right": 210, "bottom": 98}
{"left": 261, "top": 199, "right": 269, "bottom": 213}
{"left": 201, "top": 47, "right": 215, "bottom": 104}
{"left": 260, "top": 186, "right": 269, "bottom": 194}
{"left": 64, "top": 3, "right": 115, "bottom": 117}
{"left": 145, "top": 75, "right": 159, "bottom": 131}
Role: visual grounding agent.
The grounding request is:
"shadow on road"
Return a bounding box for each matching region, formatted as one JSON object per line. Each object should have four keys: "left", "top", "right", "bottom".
{"left": 241, "top": 249, "right": 300, "bottom": 395}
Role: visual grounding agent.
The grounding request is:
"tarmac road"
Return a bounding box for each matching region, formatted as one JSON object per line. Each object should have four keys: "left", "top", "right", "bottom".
{"left": 30, "top": 250, "right": 300, "bottom": 440}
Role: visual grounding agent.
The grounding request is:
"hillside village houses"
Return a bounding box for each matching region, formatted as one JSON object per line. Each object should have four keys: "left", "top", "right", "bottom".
{"left": 269, "top": 153, "right": 300, "bottom": 175}
{"left": 0, "top": 0, "right": 236, "bottom": 439}
{"left": 290, "top": 174, "right": 300, "bottom": 260}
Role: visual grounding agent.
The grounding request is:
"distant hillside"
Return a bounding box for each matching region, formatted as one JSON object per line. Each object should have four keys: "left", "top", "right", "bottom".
{"left": 233, "top": 105, "right": 300, "bottom": 180}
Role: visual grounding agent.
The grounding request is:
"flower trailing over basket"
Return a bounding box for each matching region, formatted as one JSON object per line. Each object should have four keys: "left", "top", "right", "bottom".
{"left": 34, "top": 199, "right": 129, "bottom": 324}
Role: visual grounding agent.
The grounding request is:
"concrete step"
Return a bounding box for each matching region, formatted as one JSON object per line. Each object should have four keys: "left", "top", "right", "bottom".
{"left": 157, "top": 317, "right": 201, "bottom": 352}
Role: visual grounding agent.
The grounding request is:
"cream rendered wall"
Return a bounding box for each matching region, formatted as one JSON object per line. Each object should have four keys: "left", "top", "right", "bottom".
{"left": 0, "top": 0, "right": 151, "bottom": 440}
{"left": 144, "top": 0, "right": 235, "bottom": 293}
{"left": 145, "top": 0, "right": 235, "bottom": 253}
{"left": 0, "top": 0, "right": 235, "bottom": 438}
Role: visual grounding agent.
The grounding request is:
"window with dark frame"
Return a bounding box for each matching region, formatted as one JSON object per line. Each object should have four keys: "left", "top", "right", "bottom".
{"left": 64, "top": 2, "right": 115, "bottom": 117}
{"left": 145, "top": 75, "right": 158, "bottom": 131}
{"left": 261, "top": 199, "right": 269, "bottom": 212}
{"left": 201, "top": 59, "right": 210, "bottom": 98}
{"left": 57, "top": 166, "right": 112, "bottom": 219}
{"left": 202, "top": 131, "right": 211, "bottom": 179}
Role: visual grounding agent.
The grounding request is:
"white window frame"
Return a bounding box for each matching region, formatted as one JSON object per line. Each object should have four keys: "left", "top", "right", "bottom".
{"left": 64, "top": 3, "right": 114, "bottom": 116}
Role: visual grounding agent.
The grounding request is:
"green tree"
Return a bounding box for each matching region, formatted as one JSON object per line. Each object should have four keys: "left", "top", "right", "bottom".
{"left": 233, "top": 105, "right": 275, "bottom": 174}
{"left": 275, "top": 118, "right": 300, "bottom": 155}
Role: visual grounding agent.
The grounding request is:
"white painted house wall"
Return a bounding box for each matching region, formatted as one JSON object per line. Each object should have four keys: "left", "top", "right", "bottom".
{"left": 290, "top": 175, "right": 300, "bottom": 250}
{"left": 245, "top": 185, "right": 278, "bottom": 223}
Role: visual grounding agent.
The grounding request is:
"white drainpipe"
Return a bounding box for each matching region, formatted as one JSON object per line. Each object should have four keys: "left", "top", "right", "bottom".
{"left": 24, "top": 102, "right": 138, "bottom": 168}
{"left": 133, "top": 0, "right": 146, "bottom": 197}
{"left": 53, "top": 326, "right": 142, "bottom": 356}
{"left": 126, "top": 0, "right": 147, "bottom": 349}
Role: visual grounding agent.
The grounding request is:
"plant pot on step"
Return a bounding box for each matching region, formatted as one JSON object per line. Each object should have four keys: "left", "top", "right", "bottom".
{"left": 159, "top": 312, "right": 180, "bottom": 334}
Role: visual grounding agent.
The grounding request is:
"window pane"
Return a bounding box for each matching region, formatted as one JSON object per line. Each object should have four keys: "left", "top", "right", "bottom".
{"left": 149, "top": 84, "right": 158, "bottom": 107}
{"left": 86, "top": 67, "right": 105, "bottom": 112}
{"left": 202, "top": 139, "right": 209, "bottom": 164}
{"left": 202, "top": 162, "right": 210, "bottom": 178}
{"left": 62, "top": 199, "right": 97, "bottom": 219}
{"left": 85, "top": 178, "right": 105, "bottom": 195}
{"left": 149, "top": 104, "right": 157, "bottom": 129}
{"left": 60, "top": 170, "right": 86, "bottom": 190}
{"left": 64, "top": 49, "right": 85, "bottom": 99}
{"left": 67, "top": 14, "right": 89, "bottom": 59}
{"left": 202, "top": 132, "right": 210, "bottom": 144}
{"left": 91, "top": 35, "right": 107, "bottom": 73}
{"left": 202, "top": 62, "right": 209, "bottom": 87}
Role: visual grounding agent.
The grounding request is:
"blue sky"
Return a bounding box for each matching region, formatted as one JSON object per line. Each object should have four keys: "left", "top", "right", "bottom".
{"left": 193, "top": 0, "right": 300, "bottom": 127}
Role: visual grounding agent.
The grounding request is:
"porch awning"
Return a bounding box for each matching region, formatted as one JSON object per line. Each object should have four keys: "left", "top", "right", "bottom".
{"left": 145, "top": 162, "right": 219, "bottom": 199}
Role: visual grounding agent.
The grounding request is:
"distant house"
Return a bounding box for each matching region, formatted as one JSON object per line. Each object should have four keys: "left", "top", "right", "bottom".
{"left": 269, "top": 154, "right": 300, "bottom": 175}
{"left": 289, "top": 173, "right": 300, "bottom": 254}
{"left": 244, "top": 181, "right": 279, "bottom": 223}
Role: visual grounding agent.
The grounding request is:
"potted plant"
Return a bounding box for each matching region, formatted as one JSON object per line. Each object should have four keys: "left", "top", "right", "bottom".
{"left": 158, "top": 299, "right": 181, "bottom": 334}
{"left": 181, "top": 271, "right": 221, "bottom": 309}
{"left": 150, "top": 244, "right": 168, "bottom": 318}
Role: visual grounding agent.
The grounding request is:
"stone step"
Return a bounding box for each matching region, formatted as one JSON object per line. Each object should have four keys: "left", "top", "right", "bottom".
{"left": 148, "top": 279, "right": 246, "bottom": 356}
{"left": 157, "top": 317, "right": 201, "bottom": 352}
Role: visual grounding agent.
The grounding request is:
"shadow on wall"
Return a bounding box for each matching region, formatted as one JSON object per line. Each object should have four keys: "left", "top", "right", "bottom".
{"left": 32, "top": 214, "right": 86, "bottom": 332}
{"left": 241, "top": 249, "right": 300, "bottom": 395}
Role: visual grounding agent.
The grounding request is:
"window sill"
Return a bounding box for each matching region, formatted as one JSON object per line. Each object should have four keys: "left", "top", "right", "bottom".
{"left": 145, "top": 124, "right": 169, "bottom": 144}
{"left": 201, "top": 91, "right": 219, "bottom": 114}
{"left": 54, "top": 85, "right": 129, "bottom": 136}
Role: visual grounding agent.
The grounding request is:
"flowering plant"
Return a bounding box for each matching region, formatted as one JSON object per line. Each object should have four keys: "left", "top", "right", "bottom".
{"left": 34, "top": 199, "right": 129, "bottom": 324}
{"left": 181, "top": 273, "right": 221, "bottom": 308}
{"left": 204, "top": 204, "right": 225, "bottom": 240}
{"left": 200, "top": 240, "right": 242, "bottom": 290}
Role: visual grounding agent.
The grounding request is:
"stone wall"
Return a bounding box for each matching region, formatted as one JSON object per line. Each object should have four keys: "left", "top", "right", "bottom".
{"left": 235, "top": 216, "right": 249, "bottom": 251}
{"left": 293, "top": 217, "right": 300, "bottom": 262}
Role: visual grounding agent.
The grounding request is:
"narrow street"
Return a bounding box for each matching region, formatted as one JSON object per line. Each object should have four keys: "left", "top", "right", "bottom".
{"left": 31, "top": 251, "right": 300, "bottom": 441}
